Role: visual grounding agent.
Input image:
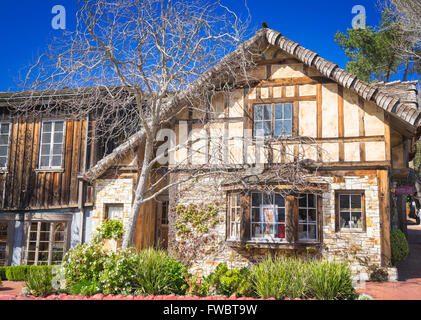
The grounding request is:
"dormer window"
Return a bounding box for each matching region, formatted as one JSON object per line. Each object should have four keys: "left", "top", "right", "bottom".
{"left": 253, "top": 103, "right": 292, "bottom": 138}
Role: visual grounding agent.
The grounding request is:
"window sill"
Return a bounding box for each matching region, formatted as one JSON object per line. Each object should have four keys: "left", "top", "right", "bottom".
{"left": 337, "top": 229, "right": 365, "bottom": 234}
{"left": 226, "top": 240, "right": 321, "bottom": 250}
{"left": 35, "top": 168, "right": 65, "bottom": 173}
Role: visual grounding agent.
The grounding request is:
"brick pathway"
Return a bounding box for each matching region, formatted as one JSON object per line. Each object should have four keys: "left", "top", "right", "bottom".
{"left": 358, "top": 224, "right": 421, "bottom": 300}
{"left": 0, "top": 281, "right": 24, "bottom": 295}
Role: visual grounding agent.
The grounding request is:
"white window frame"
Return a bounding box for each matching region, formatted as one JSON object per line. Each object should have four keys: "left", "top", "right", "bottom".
{"left": 0, "top": 121, "right": 11, "bottom": 169}
{"left": 253, "top": 103, "right": 293, "bottom": 138}
{"left": 39, "top": 119, "right": 65, "bottom": 169}
{"left": 228, "top": 193, "right": 241, "bottom": 240}
{"left": 250, "top": 192, "right": 286, "bottom": 242}
{"left": 338, "top": 193, "right": 364, "bottom": 231}
{"left": 298, "top": 194, "right": 318, "bottom": 242}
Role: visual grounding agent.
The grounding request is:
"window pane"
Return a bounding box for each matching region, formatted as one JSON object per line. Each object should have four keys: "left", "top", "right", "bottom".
{"left": 254, "top": 106, "right": 263, "bottom": 121}
{"left": 41, "top": 144, "right": 50, "bottom": 155}
{"left": 340, "top": 195, "right": 350, "bottom": 209}
{"left": 274, "top": 120, "right": 283, "bottom": 137}
{"left": 274, "top": 194, "right": 285, "bottom": 207}
{"left": 308, "top": 209, "right": 317, "bottom": 222}
{"left": 263, "top": 105, "right": 271, "bottom": 120}
{"left": 252, "top": 193, "right": 261, "bottom": 207}
{"left": 252, "top": 208, "right": 260, "bottom": 222}
{"left": 53, "top": 144, "right": 63, "bottom": 155}
{"left": 40, "top": 156, "right": 50, "bottom": 167}
{"left": 262, "top": 194, "right": 273, "bottom": 205}
{"left": 299, "top": 209, "right": 307, "bottom": 222}
{"left": 298, "top": 224, "right": 307, "bottom": 239}
{"left": 308, "top": 194, "right": 315, "bottom": 208}
{"left": 340, "top": 212, "right": 351, "bottom": 228}
{"left": 54, "top": 132, "right": 63, "bottom": 143}
{"left": 276, "top": 224, "right": 285, "bottom": 239}
{"left": 43, "top": 122, "right": 52, "bottom": 133}
{"left": 0, "top": 124, "right": 9, "bottom": 134}
{"left": 275, "top": 105, "right": 283, "bottom": 119}
{"left": 299, "top": 195, "right": 307, "bottom": 208}
{"left": 42, "top": 133, "right": 51, "bottom": 144}
{"left": 52, "top": 156, "right": 62, "bottom": 167}
{"left": 254, "top": 121, "right": 263, "bottom": 136}
{"left": 351, "top": 195, "right": 362, "bottom": 209}
{"left": 351, "top": 212, "right": 362, "bottom": 229}
{"left": 262, "top": 207, "right": 275, "bottom": 223}
{"left": 0, "top": 146, "right": 7, "bottom": 157}
{"left": 277, "top": 208, "right": 285, "bottom": 222}
{"left": 284, "top": 104, "right": 292, "bottom": 119}
{"left": 0, "top": 135, "right": 8, "bottom": 145}
{"left": 308, "top": 224, "right": 317, "bottom": 240}
{"left": 263, "top": 121, "right": 271, "bottom": 136}
{"left": 54, "top": 122, "right": 64, "bottom": 132}
{"left": 282, "top": 120, "right": 292, "bottom": 136}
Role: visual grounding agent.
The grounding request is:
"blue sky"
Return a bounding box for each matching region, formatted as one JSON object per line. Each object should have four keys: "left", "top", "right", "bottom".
{"left": 0, "top": 0, "right": 412, "bottom": 92}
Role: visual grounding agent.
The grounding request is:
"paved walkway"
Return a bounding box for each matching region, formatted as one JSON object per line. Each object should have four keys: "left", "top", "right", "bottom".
{"left": 358, "top": 223, "right": 421, "bottom": 300}
{"left": 0, "top": 281, "right": 24, "bottom": 295}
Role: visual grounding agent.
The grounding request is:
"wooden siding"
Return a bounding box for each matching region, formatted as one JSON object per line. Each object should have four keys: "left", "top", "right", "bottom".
{"left": 0, "top": 117, "right": 93, "bottom": 210}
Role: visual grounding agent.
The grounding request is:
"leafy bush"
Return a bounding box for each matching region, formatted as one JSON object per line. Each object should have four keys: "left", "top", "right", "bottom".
{"left": 251, "top": 256, "right": 308, "bottom": 299}
{"left": 186, "top": 276, "right": 212, "bottom": 297}
{"left": 62, "top": 241, "right": 106, "bottom": 286}
{"left": 250, "top": 256, "right": 356, "bottom": 300}
{"left": 68, "top": 280, "right": 103, "bottom": 296}
{"left": 390, "top": 229, "right": 409, "bottom": 265}
{"left": 99, "top": 248, "right": 139, "bottom": 295}
{"left": 307, "top": 260, "right": 356, "bottom": 300}
{"left": 207, "top": 263, "right": 254, "bottom": 297}
{"left": 5, "top": 266, "right": 28, "bottom": 281}
{"left": 95, "top": 219, "right": 124, "bottom": 240}
{"left": 0, "top": 266, "right": 6, "bottom": 280}
{"left": 24, "top": 266, "right": 54, "bottom": 296}
{"left": 133, "top": 248, "right": 188, "bottom": 295}
{"left": 368, "top": 265, "right": 389, "bottom": 282}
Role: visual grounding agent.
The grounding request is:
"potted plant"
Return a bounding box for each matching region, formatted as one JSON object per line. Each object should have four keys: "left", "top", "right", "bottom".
{"left": 95, "top": 219, "right": 124, "bottom": 252}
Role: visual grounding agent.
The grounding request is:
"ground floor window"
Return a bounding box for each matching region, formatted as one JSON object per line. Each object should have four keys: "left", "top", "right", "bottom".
{"left": 0, "top": 221, "right": 9, "bottom": 266}
{"left": 24, "top": 218, "right": 70, "bottom": 265}
{"left": 335, "top": 191, "right": 365, "bottom": 232}
{"left": 226, "top": 191, "right": 320, "bottom": 244}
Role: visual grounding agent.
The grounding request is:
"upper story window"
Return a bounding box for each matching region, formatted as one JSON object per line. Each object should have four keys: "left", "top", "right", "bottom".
{"left": 39, "top": 120, "right": 65, "bottom": 169}
{"left": 0, "top": 122, "right": 10, "bottom": 169}
{"left": 254, "top": 103, "right": 292, "bottom": 138}
{"left": 251, "top": 192, "right": 286, "bottom": 241}
{"left": 336, "top": 192, "right": 365, "bottom": 231}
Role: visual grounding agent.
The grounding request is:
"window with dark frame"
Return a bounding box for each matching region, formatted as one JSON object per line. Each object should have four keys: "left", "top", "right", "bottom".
{"left": 227, "top": 191, "right": 320, "bottom": 245}
{"left": 0, "top": 122, "right": 10, "bottom": 169}
{"left": 39, "top": 120, "right": 65, "bottom": 169}
{"left": 337, "top": 192, "right": 364, "bottom": 231}
{"left": 105, "top": 204, "right": 124, "bottom": 220}
{"left": 253, "top": 104, "right": 292, "bottom": 138}
{"left": 161, "top": 201, "right": 169, "bottom": 225}
{"left": 0, "top": 222, "right": 8, "bottom": 266}
{"left": 298, "top": 194, "right": 318, "bottom": 241}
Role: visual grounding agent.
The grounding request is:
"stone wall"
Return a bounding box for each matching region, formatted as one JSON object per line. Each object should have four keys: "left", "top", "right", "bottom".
{"left": 168, "top": 172, "right": 383, "bottom": 277}
{"left": 91, "top": 178, "right": 134, "bottom": 236}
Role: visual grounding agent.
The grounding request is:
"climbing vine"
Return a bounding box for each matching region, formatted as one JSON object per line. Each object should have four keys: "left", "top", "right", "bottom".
{"left": 175, "top": 203, "right": 221, "bottom": 237}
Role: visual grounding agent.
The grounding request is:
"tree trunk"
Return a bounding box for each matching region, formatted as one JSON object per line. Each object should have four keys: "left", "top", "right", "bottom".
{"left": 403, "top": 57, "right": 409, "bottom": 81}
{"left": 122, "top": 138, "right": 154, "bottom": 249}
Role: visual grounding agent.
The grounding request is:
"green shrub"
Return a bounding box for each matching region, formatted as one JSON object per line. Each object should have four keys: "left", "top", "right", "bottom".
{"left": 99, "top": 248, "right": 139, "bottom": 295}
{"left": 133, "top": 248, "right": 188, "bottom": 295}
{"left": 5, "top": 266, "right": 29, "bottom": 281}
{"left": 390, "top": 229, "right": 409, "bottom": 265}
{"left": 62, "top": 241, "right": 106, "bottom": 285}
{"left": 368, "top": 265, "right": 389, "bottom": 282}
{"left": 306, "top": 260, "right": 356, "bottom": 300}
{"left": 186, "top": 276, "right": 212, "bottom": 297}
{"left": 251, "top": 256, "right": 308, "bottom": 299}
{"left": 207, "top": 263, "right": 254, "bottom": 297}
{"left": 24, "top": 266, "right": 54, "bottom": 296}
{"left": 0, "top": 266, "right": 6, "bottom": 280}
{"left": 68, "top": 280, "right": 103, "bottom": 296}
{"left": 95, "top": 219, "right": 124, "bottom": 240}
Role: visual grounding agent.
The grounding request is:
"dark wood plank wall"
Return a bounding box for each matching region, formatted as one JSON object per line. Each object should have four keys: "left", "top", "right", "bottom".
{"left": 0, "top": 117, "right": 94, "bottom": 210}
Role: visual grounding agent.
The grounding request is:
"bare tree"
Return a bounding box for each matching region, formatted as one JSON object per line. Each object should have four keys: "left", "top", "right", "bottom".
{"left": 10, "top": 0, "right": 327, "bottom": 249}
